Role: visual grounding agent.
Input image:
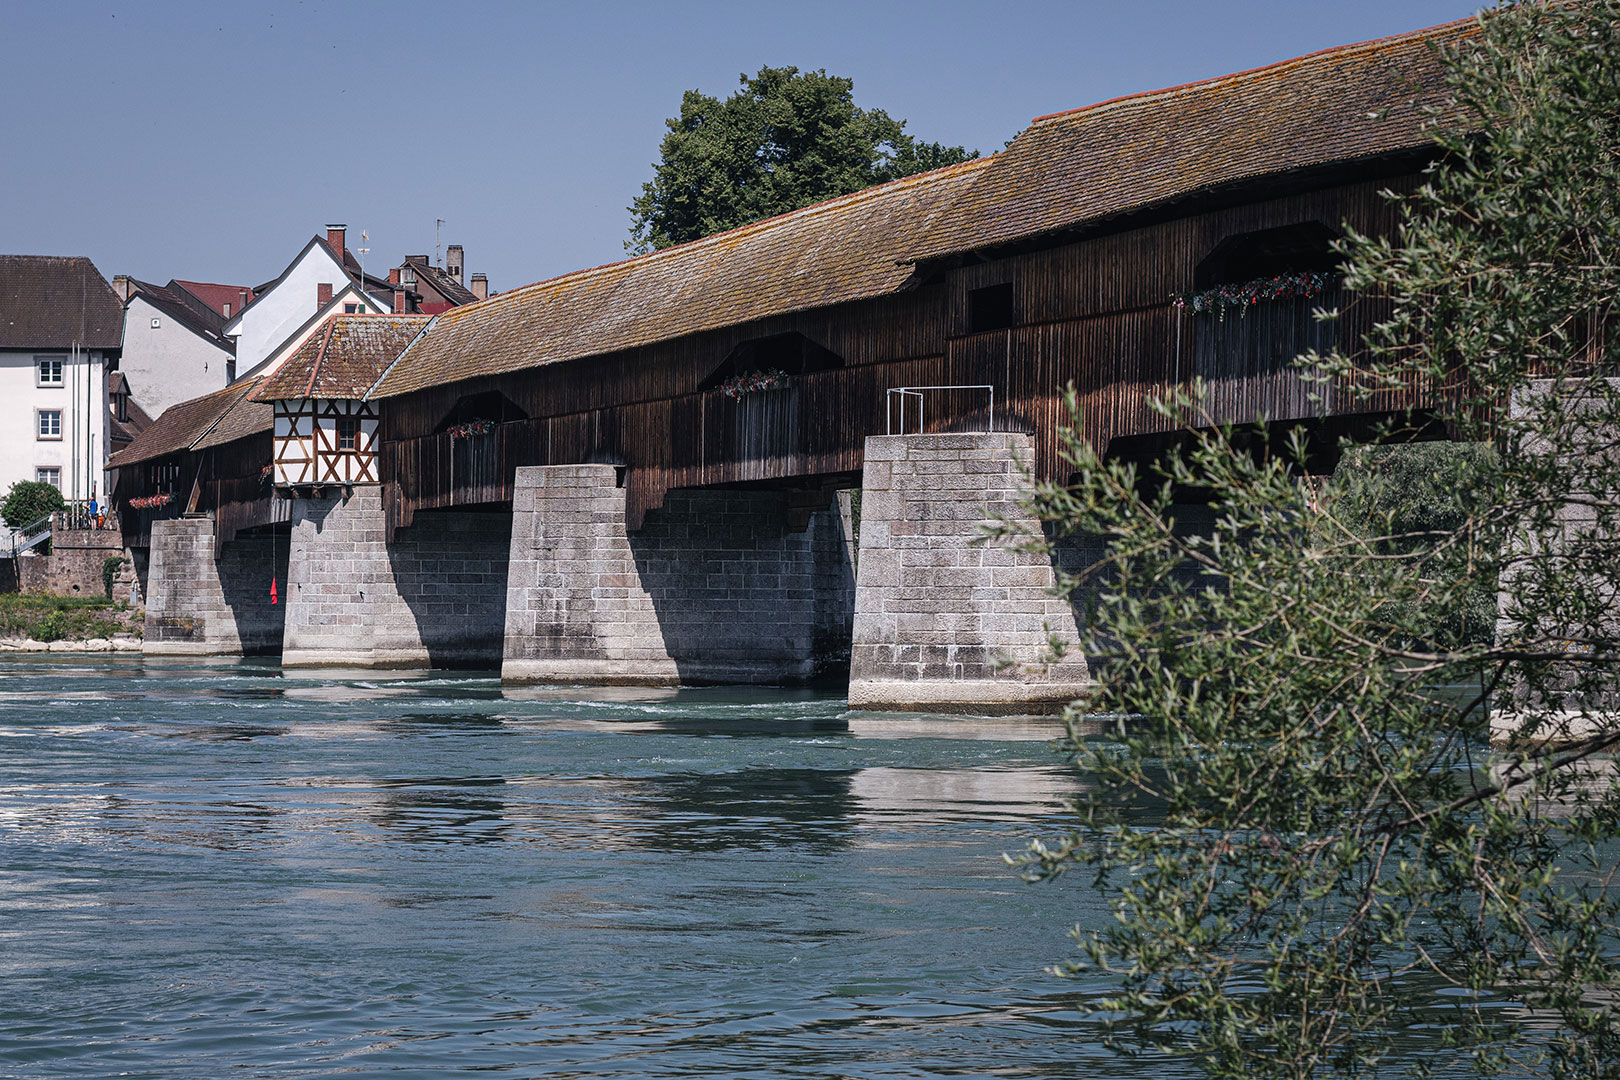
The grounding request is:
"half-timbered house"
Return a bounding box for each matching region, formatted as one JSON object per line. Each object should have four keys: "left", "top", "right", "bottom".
{"left": 255, "top": 315, "right": 428, "bottom": 489}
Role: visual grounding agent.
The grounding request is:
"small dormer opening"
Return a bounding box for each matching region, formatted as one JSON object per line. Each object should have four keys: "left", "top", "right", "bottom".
{"left": 1195, "top": 222, "right": 1342, "bottom": 291}
{"left": 698, "top": 332, "right": 845, "bottom": 391}
{"left": 968, "top": 283, "right": 1016, "bottom": 334}
{"left": 433, "top": 391, "right": 528, "bottom": 432}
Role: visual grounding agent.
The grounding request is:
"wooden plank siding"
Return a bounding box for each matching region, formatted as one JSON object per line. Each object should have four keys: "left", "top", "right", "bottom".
{"left": 380, "top": 174, "right": 1433, "bottom": 532}
{"left": 114, "top": 432, "right": 291, "bottom": 555}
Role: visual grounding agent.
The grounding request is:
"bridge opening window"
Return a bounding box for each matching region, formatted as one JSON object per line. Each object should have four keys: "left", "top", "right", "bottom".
{"left": 337, "top": 416, "right": 358, "bottom": 451}
{"left": 433, "top": 391, "right": 527, "bottom": 433}
{"left": 1195, "top": 222, "right": 1342, "bottom": 291}
{"left": 1189, "top": 222, "right": 1343, "bottom": 405}
{"left": 145, "top": 462, "right": 179, "bottom": 492}
{"left": 968, "top": 283, "right": 1016, "bottom": 334}
{"left": 698, "top": 332, "right": 844, "bottom": 392}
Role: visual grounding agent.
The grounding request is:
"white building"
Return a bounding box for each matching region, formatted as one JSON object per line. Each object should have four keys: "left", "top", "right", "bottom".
{"left": 223, "top": 225, "right": 393, "bottom": 379}
{"left": 0, "top": 255, "right": 122, "bottom": 503}
{"left": 236, "top": 279, "right": 387, "bottom": 383}
{"left": 119, "top": 280, "right": 237, "bottom": 419}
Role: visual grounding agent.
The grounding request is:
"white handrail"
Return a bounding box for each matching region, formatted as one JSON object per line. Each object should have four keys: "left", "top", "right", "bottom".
{"left": 884, "top": 385, "right": 995, "bottom": 435}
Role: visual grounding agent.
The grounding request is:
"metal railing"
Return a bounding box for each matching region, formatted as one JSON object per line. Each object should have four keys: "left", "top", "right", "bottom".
{"left": 10, "top": 514, "right": 53, "bottom": 556}
{"left": 56, "top": 500, "right": 117, "bottom": 532}
{"left": 884, "top": 384, "right": 996, "bottom": 435}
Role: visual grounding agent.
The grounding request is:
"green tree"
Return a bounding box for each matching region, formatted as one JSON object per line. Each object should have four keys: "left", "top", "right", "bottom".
{"left": 1329, "top": 442, "right": 1499, "bottom": 649}
{"left": 627, "top": 65, "right": 977, "bottom": 253}
{"left": 2, "top": 480, "right": 64, "bottom": 530}
{"left": 1008, "top": 2, "right": 1620, "bottom": 1075}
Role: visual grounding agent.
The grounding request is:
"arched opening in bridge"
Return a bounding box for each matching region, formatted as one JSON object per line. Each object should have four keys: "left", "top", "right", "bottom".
{"left": 1191, "top": 222, "right": 1344, "bottom": 418}
{"left": 698, "top": 332, "right": 845, "bottom": 391}
{"left": 432, "top": 390, "right": 528, "bottom": 433}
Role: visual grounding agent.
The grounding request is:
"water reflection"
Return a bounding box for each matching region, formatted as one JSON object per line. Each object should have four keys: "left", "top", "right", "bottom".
{"left": 0, "top": 661, "right": 1143, "bottom": 1080}
{"left": 624, "top": 768, "right": 858, "bottom": 853}
{"left": 369, "top": 775, "right": 509, "bottom": 845}
{"left": 375, "top": 710, "right": 509, "bottom": 735}
{"left": 846, "top": 713, "right": 1067, "bottom": 742}
{"left": 849, "top": 766, "right": 1079, "bottom": 823}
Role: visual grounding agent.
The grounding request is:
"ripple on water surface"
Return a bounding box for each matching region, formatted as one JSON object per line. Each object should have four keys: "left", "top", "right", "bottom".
{"left": 0, "top": 657, "right": 1160, "bottom": 1079}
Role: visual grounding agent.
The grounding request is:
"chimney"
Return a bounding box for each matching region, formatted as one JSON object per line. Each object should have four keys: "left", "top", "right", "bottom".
{"left": 470, "top": 273, "right": 488, "bottom": 301}
{"left": 112, "top": 275, "right": 133, "bottom": 302}
{"left": 317, "top": 282, "right": 333, "bottom": 308}
{"left": 388, "top": 268, "right": 400, "bottom": 286}
{"left": 326, "top": 223, "right": 346, "bottom": 264}
{"left": 446, "top": 244, "right": 464, "bottom": 285}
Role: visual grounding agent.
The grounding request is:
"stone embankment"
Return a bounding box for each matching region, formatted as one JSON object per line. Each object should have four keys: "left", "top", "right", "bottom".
{"left": 0, "top": 636, "right": 143, "bottom": 653}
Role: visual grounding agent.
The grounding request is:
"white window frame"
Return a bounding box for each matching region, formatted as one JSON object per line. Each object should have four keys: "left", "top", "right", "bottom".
{"left": 37, "top": 409, "right": 62, "bottom": 440}
{"left": 35, "top": 466, "right": 60, "bottom": 489}
{"left": 36, "top": 356, "right": 64, "bottom": 388}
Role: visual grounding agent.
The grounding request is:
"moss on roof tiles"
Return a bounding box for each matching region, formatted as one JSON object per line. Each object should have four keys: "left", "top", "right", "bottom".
{"left": 106, "top": 378, "right": 269, "bottom": 467}
{"left": 257, "top": 315, "right": 429, "bottom": 401}
{"left": 369, "top": 16, "right": 1473, "bottom": 400}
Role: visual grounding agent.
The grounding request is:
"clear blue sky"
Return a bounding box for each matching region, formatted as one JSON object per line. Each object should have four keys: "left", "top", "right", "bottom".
{"left": 2, "top": 0, "right": 1483, "bottom": 295}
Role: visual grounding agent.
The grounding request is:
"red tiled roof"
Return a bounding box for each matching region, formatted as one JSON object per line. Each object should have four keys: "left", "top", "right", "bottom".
{"left": 256, "top": 314, "right": 430, "bottom": 401}
{"left": 171, "top": 279, "right": 255, "bottom": 319}
{"left": 368, "top": 15, "right": 1476, "bottom": 399}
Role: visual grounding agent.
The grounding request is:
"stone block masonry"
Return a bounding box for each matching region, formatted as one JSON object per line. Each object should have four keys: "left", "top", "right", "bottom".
{"left": 283, "top": 489, "right": 511, "bottom": 668}
{"left": 145, "top": 516, "right": 287, "bottom": 655}
{"left": 16, "top": 524, "right": 126, "bottom": 598}
{"left": 502, "top": 465, "right": 854, "bottom": 685}
{"left": 848, "top": 432, "right": 1092, "bottom": 713}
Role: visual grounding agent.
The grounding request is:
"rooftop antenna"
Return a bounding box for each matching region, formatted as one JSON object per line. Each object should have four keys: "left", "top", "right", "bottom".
{"left": 436, "top": 218, "right": 445, "bottom": 268}
{"left": 355, "top": 230, "right": 371, "bottom": 295}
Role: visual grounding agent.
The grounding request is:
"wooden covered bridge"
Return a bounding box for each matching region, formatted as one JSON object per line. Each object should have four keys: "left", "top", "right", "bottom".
{"left": 107, "top": 18, "right": 1473, "bottom": 709}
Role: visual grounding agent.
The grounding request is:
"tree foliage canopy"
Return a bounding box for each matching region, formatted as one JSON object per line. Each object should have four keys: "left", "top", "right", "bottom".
{"left": 1008, "top": 2, "right": 1620, "bottom": 1074}
{"left": 626, "top": 65, "right": 977, "bottom": 253}
{"left": 2, "top": 481, "right": 64, "bottom": 530}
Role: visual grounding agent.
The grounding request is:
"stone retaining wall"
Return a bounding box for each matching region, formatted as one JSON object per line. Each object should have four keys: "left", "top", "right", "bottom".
{"left": 16, "top": 525, "right": 127, "bottom": 599}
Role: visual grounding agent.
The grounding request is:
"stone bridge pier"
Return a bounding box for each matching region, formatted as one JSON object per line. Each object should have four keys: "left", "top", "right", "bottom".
{"left": 848, "top": 432, "right": 1093, "bottom": 713}
{"left": 144, "top": 516, "right": 288, "bottom": 656}
{"left": 501, "top": 466, "right": 856, "bottom": 685}
{"left": 281, "top": 489, "right": 512, "bottom": 668}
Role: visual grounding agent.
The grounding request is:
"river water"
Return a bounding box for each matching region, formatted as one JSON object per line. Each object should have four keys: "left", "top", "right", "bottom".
{"left": 0, "top": 657, "right": 1157, "bottom": 1079}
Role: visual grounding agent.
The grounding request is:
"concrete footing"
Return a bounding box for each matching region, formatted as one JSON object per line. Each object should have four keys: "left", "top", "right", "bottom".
{"left": 144, "top": 516, "right": 286, "bottom": 656}
{"left": 848, "top": 433, "right": 1092, "bottom": 713}
{"left": 282, "top": 489, "right": 510, "bottom": 668}
{"left": 501, "top": 465, "right": 853, "bottom": 685}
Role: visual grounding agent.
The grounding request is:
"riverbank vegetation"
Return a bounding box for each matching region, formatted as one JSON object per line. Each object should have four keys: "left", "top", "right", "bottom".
{"left": 0, "top": 594, "right": 141, "bottom": 642}
{"left": 1014, "top": 3, "right": 1620, "bottom": 1075}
